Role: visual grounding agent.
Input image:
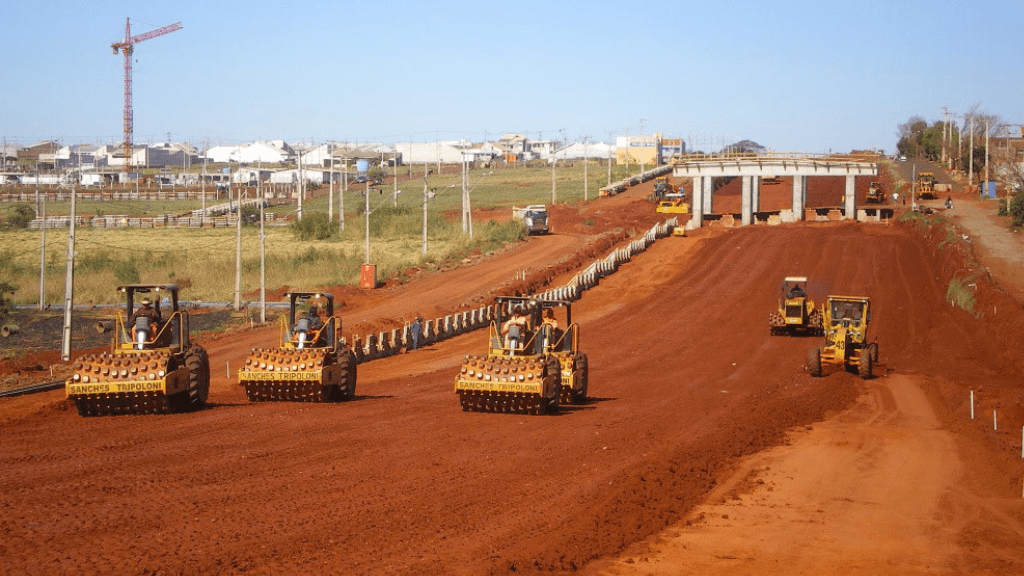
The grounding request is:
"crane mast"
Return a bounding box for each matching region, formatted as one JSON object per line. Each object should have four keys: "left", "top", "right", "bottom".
{"left": 111, "top": 18, "right": 182, "bottom": 173}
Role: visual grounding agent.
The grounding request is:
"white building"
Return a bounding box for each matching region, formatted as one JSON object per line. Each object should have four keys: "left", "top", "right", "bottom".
{"left": 395, "top": 141, "right": 465, "bottom": 164}
{"left": 205, "top": 140, "right": 293, "bottom": 164}
{"left": 553, "top": 141, "right": 615, "bottom": 161}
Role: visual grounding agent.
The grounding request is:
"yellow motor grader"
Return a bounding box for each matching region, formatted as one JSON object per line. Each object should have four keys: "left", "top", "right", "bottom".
{"left": 454, "top": 296, "right": 588, "bottom": 415}
{"left": 769, "top": 276, "right": 823, "bottom": 336}
{"left": 238, "top": 291, "right": 357, "bottom": 402}
{"left": 66, "top": 284, "right": 210, "bottom": 416}
{"left": 806, "top": 295, "right": 878, "bottom": 379}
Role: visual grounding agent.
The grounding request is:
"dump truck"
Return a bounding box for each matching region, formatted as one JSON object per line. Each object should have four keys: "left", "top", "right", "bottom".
{"left": 66, "top": 284, "right": 210, "bottom": 416}
{"left": 916, "top": 172, "right": 937, "bottom": 199}
{"left": 806, "top": 295, "right": 878, "bottom": 379}
{"left": 238, "top": 291, "right": 356, "bottom": 402}
{"left": 454, "top": 296, "right": 588, "bottom": 414}
{"left": 866, "top": 182, "right": 885, "bottom": 203}
{"left": 769, "top": 276, "right": 823, "bottom": 336}
{"left": 514, "top": 204, "right": 549, "bottom": 235}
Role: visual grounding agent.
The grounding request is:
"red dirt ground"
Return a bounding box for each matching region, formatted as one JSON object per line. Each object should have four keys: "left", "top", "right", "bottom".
{"left": 2, "top": 176, "right": 1023, "bottom": 575}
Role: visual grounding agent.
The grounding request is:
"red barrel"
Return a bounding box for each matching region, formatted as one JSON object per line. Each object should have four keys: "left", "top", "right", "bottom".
{"left": 360, "top": 264, "right": 377, "bottom": 289}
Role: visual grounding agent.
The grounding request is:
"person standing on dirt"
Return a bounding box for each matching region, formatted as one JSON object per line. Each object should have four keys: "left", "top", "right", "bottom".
{"left": 946, "top": 195, "right": 954, "bottom": 210}
{"left": 408, "top": 316, "right": 422, "bottom": 351}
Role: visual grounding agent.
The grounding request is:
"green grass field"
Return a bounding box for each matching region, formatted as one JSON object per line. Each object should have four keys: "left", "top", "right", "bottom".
{"left": 0, "top": 161, "right": 637, "bottom": 305}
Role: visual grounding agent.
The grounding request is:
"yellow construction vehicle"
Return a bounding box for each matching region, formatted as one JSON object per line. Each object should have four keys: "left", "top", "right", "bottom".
{"left": 653, "top": 176, "right": 677, "bottom": 200}
{"left": 866, "top": 182, "right": 885, "bottom": 203}
{"left": 653, "top": 177, "right": 690, "bottom": 213}
{"left": 656, "top": 194, "right": 690, "bottom": 214}
{"left": 769, "top": 276, "right": 823, "bottom": 336}
{"left": 806, "top": 295, "right": 878, "bottom": 379}
{"left": 238, "top": 291, "right": 356, "bottom": 402}
{"left": 454, "top": 296, "right": 588, "bottom": 414}
{"left": 66, "top": 284, "right": 209, "bottom": 416}
{"left": 916, "top": 172, "right": 937, "bottom": 199}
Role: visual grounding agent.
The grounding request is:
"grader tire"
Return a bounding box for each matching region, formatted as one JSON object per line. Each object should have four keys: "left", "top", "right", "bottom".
{"left": 184, "top": 345, "right": 211, "bottom": 410}
{"left": 858, "top": 347, "right": 873, "bottom": 379}
{"left": 869, "top": 342, "right": 879, "bottom": 363}
{"left": 806, "top": 347, "right": 822, "bottom": 377}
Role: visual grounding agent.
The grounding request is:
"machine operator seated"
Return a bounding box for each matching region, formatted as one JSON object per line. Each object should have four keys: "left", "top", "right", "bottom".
{"left": 501, "top": 306, "right": 530, "bottom": 351}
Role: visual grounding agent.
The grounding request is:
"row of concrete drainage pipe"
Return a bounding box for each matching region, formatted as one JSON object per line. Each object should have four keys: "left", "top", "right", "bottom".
{"left": 349, "top": 216, "right": 680, "bottom": 363}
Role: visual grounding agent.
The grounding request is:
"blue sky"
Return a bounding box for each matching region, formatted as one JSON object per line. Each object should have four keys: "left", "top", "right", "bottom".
{"left": 2, "top": 0, "right": 1020, "bottom": 154}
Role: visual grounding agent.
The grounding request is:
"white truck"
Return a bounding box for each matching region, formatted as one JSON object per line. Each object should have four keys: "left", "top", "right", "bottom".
{"left": 512, "top": 204, "right": 549, "bottom": 235}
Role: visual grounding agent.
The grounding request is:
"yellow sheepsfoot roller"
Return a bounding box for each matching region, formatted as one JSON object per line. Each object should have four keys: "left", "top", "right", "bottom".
{"left": 238, "top": 291, "right": 357, "bottom": 402}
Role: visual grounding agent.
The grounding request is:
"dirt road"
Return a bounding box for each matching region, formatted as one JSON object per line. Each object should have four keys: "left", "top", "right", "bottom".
{"left": 3, "top": 181, "right": 1024, "bottom": 575}
{"left": 596, "top": 372, "right": 1024, "bottom": 575}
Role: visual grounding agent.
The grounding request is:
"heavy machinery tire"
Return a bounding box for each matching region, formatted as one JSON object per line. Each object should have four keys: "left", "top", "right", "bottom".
{"left": 545, "top": 356, "right": 561, "bottom": 414}
{"left": 806, "top": 347, "right": 822, "bottom": 377}
{"left": 572, "top": 353, "right": 589, "bottom": 404}
{"left": 809, "top": 309, "right": 824, "bottom": 336}
{"left": 858, "top": 347, "right": 873, "bottom": 379}
{"left": 184, "top": 344, "right": 211, "bottom": 409}
{"left": 333, "top": 350, "right": 356, "bottom": 400}
{"left": 869, "top": 342, "right": 879, "bottom": 363}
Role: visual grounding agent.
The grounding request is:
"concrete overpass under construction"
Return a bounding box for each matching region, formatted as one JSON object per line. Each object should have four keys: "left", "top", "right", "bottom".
{"left": 671, "top": 155, "right": 879, "bottom": 230}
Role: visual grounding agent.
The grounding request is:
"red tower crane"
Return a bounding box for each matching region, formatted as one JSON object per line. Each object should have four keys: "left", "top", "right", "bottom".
{"left": 111, "top": 18, "right": 182, "bottom": 173}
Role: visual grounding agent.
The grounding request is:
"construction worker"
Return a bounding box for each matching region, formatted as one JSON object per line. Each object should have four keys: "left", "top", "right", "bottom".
{"left": 501, "top": 306, "right": 529, "bottom": 350}
{"left": 306, "top": 304, "right": 323, "bottom": 331}
{"left": 130, "top": 297, "right": 161, "bottom": 326}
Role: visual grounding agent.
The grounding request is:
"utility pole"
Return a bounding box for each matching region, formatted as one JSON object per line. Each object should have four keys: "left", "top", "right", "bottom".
{"left": 38, "top": 190, "right": 46, "bottom": 310}
{"left": 60, "top": 184, "right": 76, "bottom": 361}
{"left": 551, "top": 155, "right": 556, "bottom": 204}
{"left": 364, "top": 181, "right": 370, "bottom": 264}
{"left": 969, "top": 114, "right": 974, "bottom": 186}
{"left": 329, "top": 164, "right": 334, "bottom": 222}
{"left": 259, "top": 190, "right": 266, "bottom": 323}
{"left": 340, "top": 162, "right": 346, "bottom": 233}
{"left": 234, "top": 181, "right": 241, "bottom": 311}
{"left": 608, "top": 132, "right": 613, "bottom": 186}
{"left": 582, "top": 136, "right": 590, "bottom": 201}
{"left": 422, "top": 174, "right": 429, "bottom": 255}
{"left": 393, "top": 153, "right": 398, "bottom": 208}
{"left": 461, "top": 154, "right": 469, "bottom": 234}
{"left": 985, "top": 119, "right": 990, "bottom": 190}
{"left": 941, "top": 106, "right": 949, "bottom": 165}
{"left": 297, "top": 150, "right": 304, "bottom": 220}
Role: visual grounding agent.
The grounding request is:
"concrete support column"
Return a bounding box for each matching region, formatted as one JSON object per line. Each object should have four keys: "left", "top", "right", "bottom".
{"left": 752, "top": 176, "right": 761, "bottom": 214}
{"left": 689, "top": 176, "right": 704, "bottom": 228}
{"left": 741, "top": 176, "right": 753, "bottom": 226}
{"left": 792, "top": 176, "right": 806, "bottom": 219}
{"left": 844, "top": 175, "right": 856, "bottom": 220}
{"left": 702, "top": 177, "right": 714, "bottom": 214}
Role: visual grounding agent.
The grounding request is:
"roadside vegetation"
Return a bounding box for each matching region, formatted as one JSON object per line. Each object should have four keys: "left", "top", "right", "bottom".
{"left": 0, "top": 161, "right": 629, "bottom": 305}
